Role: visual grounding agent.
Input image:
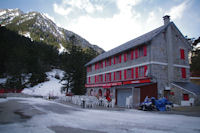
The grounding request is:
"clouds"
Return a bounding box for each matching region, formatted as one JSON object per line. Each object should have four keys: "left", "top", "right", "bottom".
{"left": 166, "top": 0, "right": 189, "bottom": 20}
{"left": 52, "top": 0, "right": 197, "bottom": 51}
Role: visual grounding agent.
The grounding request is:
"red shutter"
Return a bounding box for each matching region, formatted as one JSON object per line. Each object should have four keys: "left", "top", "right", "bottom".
{"left": 183, "top": 94, "right": 189, "bottom": 101}
{"left": 109, "top": 58, "right": 111, "bottom": 66}
{"left": 114, "top": 72, "right": 116, "bottom": 81}
{"left": 144, "top": 45, "right": 147, "bottom": 56}
{"left": 124, "top": 70, "right": 127, "bottom": 80}
{"left": 131, "top": 68, "right": 134, "bottom": 79}
{"left": 119, "top": 54, "right": 121, "bottom": 63}
{"left": 131, "top": 50, "right": 134, "bottom": 60}
{"left": 109, "top": 73, "right": 111, "bottom": 81}
{"left": 105, "top": 74, "right": 107, "bottom": 82}
{"left": 144, "top": 65, "right": 147, "bottom": 77}
{"left": 88, "top": 77, "right": 91, "bottom": 84}
{"left": 135, "top": 49, "right": 138, "bottom": 59}
{"left": 181, "top": 68, "right": 186, "bottom": 78}
{"left": 119, "top": 71, "right": 121, "bottom": 80}
{"left": 105, "top": 60, "right": 107, "bottom": 67}
{"left": 87, "top": 67, "right": 89, "bottom": 72}
{"left": 135, "top": 67, "right": 139, "bottom": 79}
{"left": 114, "top": 57, "right": 116, "bottom": 64}
{"left": 180, "top": 49, "right": 185, "bottom": 59}
{"left": 124, "top": 53, "right": 127, "bottom": 62}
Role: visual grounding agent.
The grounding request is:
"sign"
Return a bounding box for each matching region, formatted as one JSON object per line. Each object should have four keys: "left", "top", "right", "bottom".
{"left": 85, "top": 78, "right": 151, "bottom": 88}
{"left": 123, "top": 78, "right": 151, "bottom": 85}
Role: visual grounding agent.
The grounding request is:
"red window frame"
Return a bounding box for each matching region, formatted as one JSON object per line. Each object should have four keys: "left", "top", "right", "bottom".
{"left": 135, "top": 48, "right": 138, "bottom": 59}
{"left": 144, "top": 45, "right": 147, "bottom": 56}
{"left": 180, "top": 49, "right": 185, "bottom": 60}
{"left": 88, "top": 77, "right": 91, "bottom": 84}
{"left": 135, "top": 67, "right": 139, "bottom": 79}
{"left": 181, "top": 68, "right": 186, "bottom": 78}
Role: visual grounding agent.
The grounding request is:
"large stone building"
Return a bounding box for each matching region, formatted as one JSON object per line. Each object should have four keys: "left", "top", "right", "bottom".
{"left": 85, "top": 16, "right": 200, "bottom": 107}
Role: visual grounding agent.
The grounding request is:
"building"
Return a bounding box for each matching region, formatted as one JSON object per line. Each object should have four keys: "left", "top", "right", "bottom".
{"left": 85, "top": 16, "right": 200, "bottom": 107}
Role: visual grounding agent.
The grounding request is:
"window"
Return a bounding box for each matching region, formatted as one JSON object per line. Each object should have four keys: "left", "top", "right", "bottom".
{"left": 139, "top": 65, "right": 148, "bottom": 78}
{"left": 99, "top": 74, "right": 103, "bottom": 83}
{"left": 100, "top": 61, "right": 103, "bottom": 69}
{"left": 88, "top": 77, "right": 91, "bottom": 84}
{"left": 124, "top": 70, "right": 127, "bottom": 80}
{"left": 144, "top": 45, "right": 147, "bottom": 56}
{"left": 181, "top": 68, "right": 186, "bottom": 78}
{"left": 135, "top": 48, "right": 138, "bottom": 59}
{"left": 124, "top": 53, "right": 127, "bottom": 62}
{"left": 114, "top": 54, "right": 121, "bottom": 64}
{"left": 87, "top": 65, "right": 92, "bottom": 72}
{"left": 183, "top": 94, "right": 189, "bottom": 101}
{"left": 138, "top": 47, "right": 144, "bottom": 57}
{"left": 105, "top": 58, "right": 112, "bottom": 67}
{"left": 116, "top": 71, "right": 121, "bottom": 80}
{"left": 127, "top": 50, "right": 134, "bottom": 61}
{"left": 127, "top": 68, "right": 134, "bottom": 79}
{"left": 135, "top": 67, "right": 139, "bottom": 79}
{"left": 180, "top": 49, "right": 185, "bottom": 60}
{"left": 106, "top": 73, "right": 111, "bottom": 82}
{"left": 139, "top": 66, "right": 144, "bottom": 78}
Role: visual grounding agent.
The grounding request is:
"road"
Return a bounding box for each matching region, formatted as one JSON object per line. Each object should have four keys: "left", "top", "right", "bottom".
{"left": 0, "top": 97, "right": 200, "bottom": 133}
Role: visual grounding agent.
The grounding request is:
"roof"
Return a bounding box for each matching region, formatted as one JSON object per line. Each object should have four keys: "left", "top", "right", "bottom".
{"left": 173, "top": 82, "right": 200, "bottom": 95}
{"left": 85, "top": 22, "right": 172, "bottom": 66}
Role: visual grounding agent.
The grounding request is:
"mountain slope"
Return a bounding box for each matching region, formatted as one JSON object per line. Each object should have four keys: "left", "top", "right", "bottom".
{"left": 0, "top": 8, "right": 104, "bottom": 54}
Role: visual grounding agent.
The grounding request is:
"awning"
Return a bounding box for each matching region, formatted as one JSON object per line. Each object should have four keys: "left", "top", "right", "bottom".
{"left": 172, "top": 82, "right": 200, "bottom": 95}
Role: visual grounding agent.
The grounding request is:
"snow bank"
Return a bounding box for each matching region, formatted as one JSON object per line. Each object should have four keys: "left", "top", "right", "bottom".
{"left": 0, "top": 78, "right": 7, "bottom": 84}
{"left": 22, "top": 69, "right": 66, "bottom": 97}
{"left": 0, "top": 98, "right": 8, "bottom": 103}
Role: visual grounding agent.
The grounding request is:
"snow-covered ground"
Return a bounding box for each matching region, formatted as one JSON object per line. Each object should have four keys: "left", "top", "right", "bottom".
{"left": 0, "top": 97, "right": 200, "bottom": 133}
{"left": 22, "top": 69, "right": 66, "bottom": 97}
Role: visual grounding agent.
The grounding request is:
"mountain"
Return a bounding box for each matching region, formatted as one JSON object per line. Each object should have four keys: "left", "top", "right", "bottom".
{"left": 0, "top": 8, "right": 104, "bottom": 54}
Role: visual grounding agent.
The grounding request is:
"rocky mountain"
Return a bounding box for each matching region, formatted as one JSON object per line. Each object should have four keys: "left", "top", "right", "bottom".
{"left": 0, "top": 8, "right": 104, "bottom": 54}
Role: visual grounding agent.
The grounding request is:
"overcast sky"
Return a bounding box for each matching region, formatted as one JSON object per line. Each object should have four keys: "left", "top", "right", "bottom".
{"left": 1, "top": 0, "right": 200, "bottom": 51}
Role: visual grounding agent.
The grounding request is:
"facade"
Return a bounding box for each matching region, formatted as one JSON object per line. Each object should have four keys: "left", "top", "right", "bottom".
{"left": 85, "top": 16, "right": 200, "bottom": 107}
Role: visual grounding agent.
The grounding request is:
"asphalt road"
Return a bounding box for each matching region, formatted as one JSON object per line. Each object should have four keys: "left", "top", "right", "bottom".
{"left": 0, "top": 97, "right": 200, "bottom": 133}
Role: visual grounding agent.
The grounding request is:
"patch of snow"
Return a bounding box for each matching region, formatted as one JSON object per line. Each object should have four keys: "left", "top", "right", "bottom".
{"left": 0, "top": 11, "right": 6, "bottom": 16}
{"left": 0, "top": 98, "right": 8, "bottom": 103}
{"left": 2, "top": 97, "right": 200, "bottom": 133}
{"left": 58, "top": 43, "right": 67, "bottom": 54}
{"left": 22, "top": 69, "right": 65, "bottom": 97}
{"left": 40, "top": 37, "right": 44, "bottom": 41}
{"left": 0, "top": 78, "right": 7, "bottom": 84}
{"left": 22, "top": 32, "right": 33, "bottom": 41}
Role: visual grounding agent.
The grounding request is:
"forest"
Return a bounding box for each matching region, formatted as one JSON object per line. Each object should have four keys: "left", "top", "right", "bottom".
{"left": 0, "top": 27, "right": 98, "bottom": 95}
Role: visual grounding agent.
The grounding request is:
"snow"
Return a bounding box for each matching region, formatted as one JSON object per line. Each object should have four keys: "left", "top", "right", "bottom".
{"left": 0, "top": 78, "right": 7, "bottom": 84}
{"left": 22, "top": 32, "right": 33, "bottom": 41}
{"left": 0, "top": 98, "right": 8, "bottom": 103}
{"left": 0, "top": 11, "right": 6, "bottom": 16}
{"left": 58, "top": 43, "right": 67, "bottom": 54}
{"left": 22, "top": 69, "right": 66, "bottom": 97}
{"left": 1, "top": 97, "right": 200, "bottom": 133}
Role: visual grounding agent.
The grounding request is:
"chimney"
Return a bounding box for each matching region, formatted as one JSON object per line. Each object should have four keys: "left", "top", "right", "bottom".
{"left": 163, "top": 15, "right": 170, "bottom": 25}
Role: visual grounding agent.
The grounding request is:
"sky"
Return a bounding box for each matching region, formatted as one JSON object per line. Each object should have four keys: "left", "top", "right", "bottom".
{"left": 0, "top": 0, "right": 200, "bottom": 51}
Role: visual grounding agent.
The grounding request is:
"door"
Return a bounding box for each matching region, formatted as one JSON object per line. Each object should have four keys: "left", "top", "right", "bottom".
{"left": 117, "top": 89, "right": 132, "bottom": 107}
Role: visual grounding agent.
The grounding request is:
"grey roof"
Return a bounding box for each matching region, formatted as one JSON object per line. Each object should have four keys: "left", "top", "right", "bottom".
{"left": 85, "top": 22, "right": 172, "bottom": 66}
{"left": 173, "top": 82, "right": 200, "bottom": 95}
